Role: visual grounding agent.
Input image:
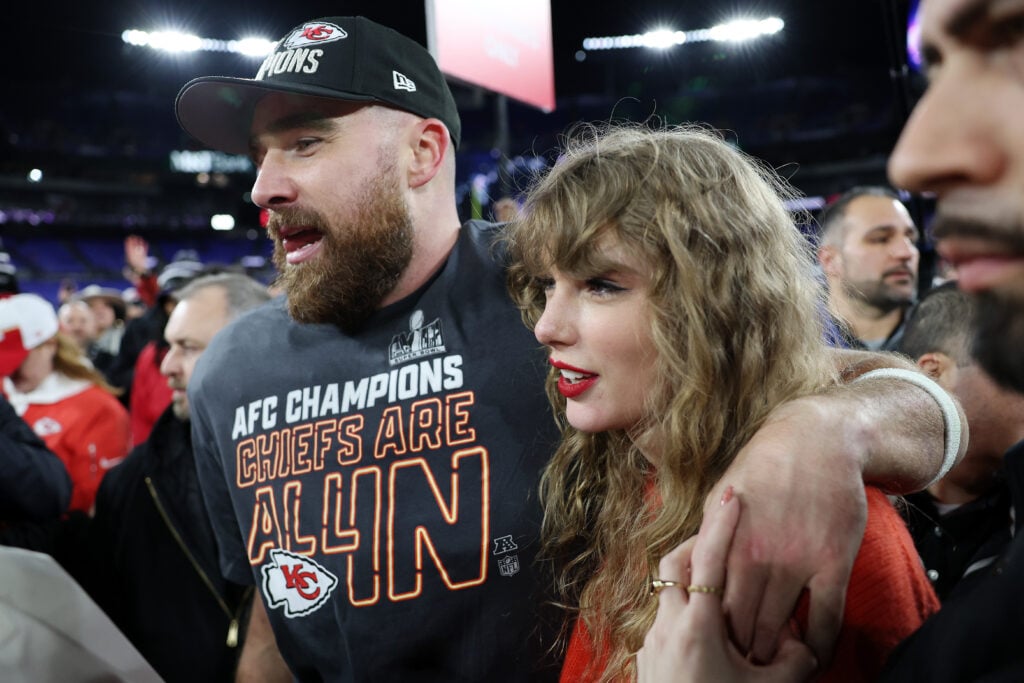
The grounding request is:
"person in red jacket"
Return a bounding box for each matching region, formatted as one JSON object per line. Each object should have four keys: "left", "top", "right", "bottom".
{"left": 506, "top": 126, "right": 943, "bottom": 682}
{"left": 0, "top": 293, "right": 130, "bottom": 514}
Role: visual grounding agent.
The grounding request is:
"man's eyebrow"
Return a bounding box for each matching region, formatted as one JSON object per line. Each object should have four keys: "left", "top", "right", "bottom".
{"left": 864, "top": 223, "right": 919, "bottom": 236}
{"left": 919, "top": 0, "right": 993, "bottom": 70}
{"left": 945, "top": 0, "right": 994, "bottom": 39}
{"left": 248, "top": 111, "right": 337, "bottom": 149}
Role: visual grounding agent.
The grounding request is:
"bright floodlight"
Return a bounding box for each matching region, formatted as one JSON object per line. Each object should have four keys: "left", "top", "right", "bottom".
{"left": 211, "top": 214, "right": 236, "bottom": 231}
{"left": 709, "top": 18, "right": 784, "bottom": 42}
{"left": 27, "top": 169, "right": 43, "bottom": 183}
{"left": 148, "top": 31, "right": 202, "bottom": 53}
{"left": 230, "top": 37, "right": 276, "bottom": 57}
{"left": 123, "top": 28, "right": 273, "bottom": 57}
{"left": 582, "top": 16, "right": 783, "bottom": 50}
{"left": 642, "top": 29, "right": 683, "bottom": 49}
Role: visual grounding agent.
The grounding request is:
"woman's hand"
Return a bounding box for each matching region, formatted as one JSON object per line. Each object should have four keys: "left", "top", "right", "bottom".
{"left": 637, "top": 492, "right": 818, "bottom": 683}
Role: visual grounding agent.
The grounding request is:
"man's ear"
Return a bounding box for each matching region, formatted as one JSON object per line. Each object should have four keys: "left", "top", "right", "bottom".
{"left": 407, "top": 119, "right": 449, "bottom": 189}
{"left": 817, "top": 244, "right": 841, "bottom": 278}
{"left": 917, "top": 351, "right": 957, "bottom": 389}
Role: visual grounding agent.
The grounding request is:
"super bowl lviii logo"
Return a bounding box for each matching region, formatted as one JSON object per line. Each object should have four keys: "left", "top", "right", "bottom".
{"left": 261, "top": 548, "right": 339, "bottom": 618}
{"left": 389, "top": 310, "right": 446, "bottom": 366}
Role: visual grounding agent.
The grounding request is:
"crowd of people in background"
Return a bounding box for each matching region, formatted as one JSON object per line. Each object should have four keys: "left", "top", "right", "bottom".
{"left": 1, "top": 1, "right": 1022, "bottom": 680}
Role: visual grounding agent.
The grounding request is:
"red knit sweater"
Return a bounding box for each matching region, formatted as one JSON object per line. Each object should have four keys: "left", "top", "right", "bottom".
{"left": 560, "top": 486, "right": 939, "bottom": 682}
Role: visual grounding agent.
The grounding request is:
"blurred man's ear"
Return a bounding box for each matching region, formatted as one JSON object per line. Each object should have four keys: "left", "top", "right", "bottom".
{"left": 917, "top": 351, "right": 957, "bottom": 389}
{"left": 817, "top": 244, "right": 843, "bottom": 279}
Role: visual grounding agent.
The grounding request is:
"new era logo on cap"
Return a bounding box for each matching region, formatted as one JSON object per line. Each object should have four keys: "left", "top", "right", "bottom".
{"left": 393, "top": 71, "right": 416, "bottom": 92}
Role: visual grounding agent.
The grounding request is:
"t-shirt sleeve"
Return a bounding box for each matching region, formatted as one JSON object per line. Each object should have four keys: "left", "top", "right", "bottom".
{"left": 190, "top": 381, "right": 254, "bottom": 585}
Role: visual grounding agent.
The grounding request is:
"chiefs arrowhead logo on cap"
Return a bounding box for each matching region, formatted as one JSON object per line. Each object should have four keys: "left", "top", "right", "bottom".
{"left": 281, "top": 22, "right": 349, "bottom": 49}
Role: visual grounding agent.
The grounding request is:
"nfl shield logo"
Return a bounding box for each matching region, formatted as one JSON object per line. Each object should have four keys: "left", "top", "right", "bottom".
{"left": 498, "top": 555, "right": 520, "bottom": 577}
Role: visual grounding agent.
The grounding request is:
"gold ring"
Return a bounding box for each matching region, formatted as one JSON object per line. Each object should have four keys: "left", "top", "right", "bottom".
{"left": 686, "top": 584, "right": 723, "bottom": 596}
{"left": 649, "top": 579, "right": 683, "bottom": 595}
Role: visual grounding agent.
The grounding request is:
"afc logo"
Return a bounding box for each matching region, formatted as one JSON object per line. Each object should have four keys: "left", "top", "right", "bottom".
{"left": 261, "top": 548, "right": 339, "bottom": 618}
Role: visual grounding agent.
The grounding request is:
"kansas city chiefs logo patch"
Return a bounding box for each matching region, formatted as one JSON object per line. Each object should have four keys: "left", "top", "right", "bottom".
{"left": 261, "top": 548, "right": 339, "bottom": 618}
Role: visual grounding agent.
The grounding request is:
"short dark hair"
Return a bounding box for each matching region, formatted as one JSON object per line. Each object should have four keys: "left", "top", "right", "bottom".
{"left": 176, "top": 273, "right": 270, "bottom": 321}
{"left": 898, "top": 282, "right": 973, "bottom": 364}
{"left": 817, "top": 186, "right": 902, "bottom": 246}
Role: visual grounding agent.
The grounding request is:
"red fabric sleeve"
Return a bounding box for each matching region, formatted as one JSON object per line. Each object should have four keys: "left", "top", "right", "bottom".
{"left": 60, "top": 387, "right": 132, "bottom": 512}
{"left": 136, "top": 272, "right": 159, "bottom": 308}
{"left": 129, "top": 342, "right": 172, "bottom": 446}
{"left": 794, "top": 486, "right": 939, "bottom": 682}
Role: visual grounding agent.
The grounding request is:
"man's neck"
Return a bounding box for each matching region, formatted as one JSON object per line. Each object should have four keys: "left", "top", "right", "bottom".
{"left": 380, "top": 217, "right": 461, "bottom": 308}
{"left": 829, "top": 294, "right": 904, "bottom": 345}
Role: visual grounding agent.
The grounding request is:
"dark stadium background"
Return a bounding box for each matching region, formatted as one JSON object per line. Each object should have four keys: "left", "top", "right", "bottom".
{"left": 1, "top": 1, "right": 928, "bottom": 301}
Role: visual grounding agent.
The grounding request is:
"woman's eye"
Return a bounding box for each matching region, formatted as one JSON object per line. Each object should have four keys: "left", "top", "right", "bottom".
{"left": 587, "top": 278, "right": 625, "bottom": 294}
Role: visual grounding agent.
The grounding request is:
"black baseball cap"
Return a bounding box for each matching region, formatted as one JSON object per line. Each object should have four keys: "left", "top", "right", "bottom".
{"left": 175, "top": 16, "right": 461, "bottom": 154}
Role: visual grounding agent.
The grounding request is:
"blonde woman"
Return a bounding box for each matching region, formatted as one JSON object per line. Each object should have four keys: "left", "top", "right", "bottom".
{"left": 1, "top": 294, "right": 130, "bottom": 513}
{"left": 506, "top": 126, "right": 940, "bottom": 681}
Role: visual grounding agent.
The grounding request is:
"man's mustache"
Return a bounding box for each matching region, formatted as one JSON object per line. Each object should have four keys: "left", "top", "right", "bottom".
{"left": 932, "top": 213, "right": 1024, "bottom": 253}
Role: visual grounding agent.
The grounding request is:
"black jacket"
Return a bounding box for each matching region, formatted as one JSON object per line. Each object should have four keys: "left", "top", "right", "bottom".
{"left": 0, "top": 394, "right": 71, "bottom": 522}
{"left": 82, "top": 406, "right": 252, "bottom": 682}
{"left": 880, "top": 446, "right": 1024, "bottom": 682}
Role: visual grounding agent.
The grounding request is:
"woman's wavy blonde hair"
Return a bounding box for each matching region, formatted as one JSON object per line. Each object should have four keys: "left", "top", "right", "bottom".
{"left": 52, "top": 332, "right": 122, "bottom": 396}
{"left": 505, "top": 124, "right": 838, "bottom": 681}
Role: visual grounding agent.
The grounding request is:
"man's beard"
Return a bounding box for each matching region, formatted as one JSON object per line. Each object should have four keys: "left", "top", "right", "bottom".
{"left": 841, "top": 275, "right": 914, "bottom": 312}
{"left": 171, "top": 396, "right": 190, "bottom": 421}
{"left": 933, "top": 212, "right": 1024, "bottom": 391}
{"left": 268, "top": 166, "right": 414, "bottom": 333}
{"left": 972, "top": 288, "right": 1024, "bottom": 393}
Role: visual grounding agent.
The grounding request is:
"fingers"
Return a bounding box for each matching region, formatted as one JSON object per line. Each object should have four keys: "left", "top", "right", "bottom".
{"left": 650, "top": 493, "right": 739, "bottom": 629}
{"left": 769, "top": 633, "right": 819, "bottom": 683}
{"left": 801, "top": 575, "right": 847, "bottom": 668}
{"left": 653, "top": 537, "right": 697, "bottom": 612}
{"left": 720, "top": 536, "right": 768, "bottom": 654}
{"left": 746, "top": 575, "right": 806, "bottom": 663}
{"left": 639, "top": 497, "right": 741, "bottom": 683}
{"left": 688, "top": 492, "right": 740, "bottom": 612}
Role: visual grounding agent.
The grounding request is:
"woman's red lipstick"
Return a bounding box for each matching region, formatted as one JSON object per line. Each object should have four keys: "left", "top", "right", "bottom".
{"left": 550, "top": 359, "right": 598, "bottom": 399}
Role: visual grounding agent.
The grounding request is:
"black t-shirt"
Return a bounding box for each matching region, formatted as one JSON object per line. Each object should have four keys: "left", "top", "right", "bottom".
{"left": 190, "top": 221, "right": 559, "bottom": 681}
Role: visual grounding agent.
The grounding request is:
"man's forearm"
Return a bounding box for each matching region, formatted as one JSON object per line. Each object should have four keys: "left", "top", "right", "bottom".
{"left": 831, "top": 348, "right": 968, "bottom": 493}
{"left": 236, "top": 598, "right": 292, "bottom": 682}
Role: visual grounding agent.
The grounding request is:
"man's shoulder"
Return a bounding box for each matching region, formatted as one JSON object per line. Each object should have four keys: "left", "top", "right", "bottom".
{"left": 205, "top": 297, "right": 288, "bottom": 354}
{"left": 190, "top": 298, "right": 288, "bottom": 390}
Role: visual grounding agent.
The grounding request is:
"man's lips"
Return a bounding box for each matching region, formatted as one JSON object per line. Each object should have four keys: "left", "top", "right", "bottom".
{"left": 883, "top": 269, "right": 914, "bottom": 280}
{"left": 280, "top": 228, "right": 323, "bottom": 252}
{"left": 550, "top": 359, "right": 598, "bottom": 399}
{"left": 275, "top": 226, "right": 325, "bottom": 264}
{"left": 937, "top": 236, "right": 1024, "bottom": 293}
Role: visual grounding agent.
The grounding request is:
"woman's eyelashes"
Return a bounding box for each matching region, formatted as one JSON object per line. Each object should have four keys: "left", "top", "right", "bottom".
{"left": 585, "top": 277, "right": 627, "bottom": 295}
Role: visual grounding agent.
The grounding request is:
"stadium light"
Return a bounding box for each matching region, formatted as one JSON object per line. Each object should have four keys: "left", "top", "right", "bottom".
{"left": 122, "top": 29, "right": 275, "bottom": 57}
{"left": 211, "top": 214, "right": 236, "bottom": 231}
{"left": 582, "top": 17, "right": 784, "bottom": 51}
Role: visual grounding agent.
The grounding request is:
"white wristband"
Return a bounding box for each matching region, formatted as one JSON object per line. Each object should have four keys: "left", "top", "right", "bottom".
{"left": 854, "top": 368, "right": 962, "bottom": 488}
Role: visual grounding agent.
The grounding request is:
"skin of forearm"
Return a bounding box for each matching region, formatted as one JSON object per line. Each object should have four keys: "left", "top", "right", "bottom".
{"left": 829, "top": 348, "right": 968, "bottom": 493}
{"left": 235, "top": 599, "right": 292, "bottom": 683}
